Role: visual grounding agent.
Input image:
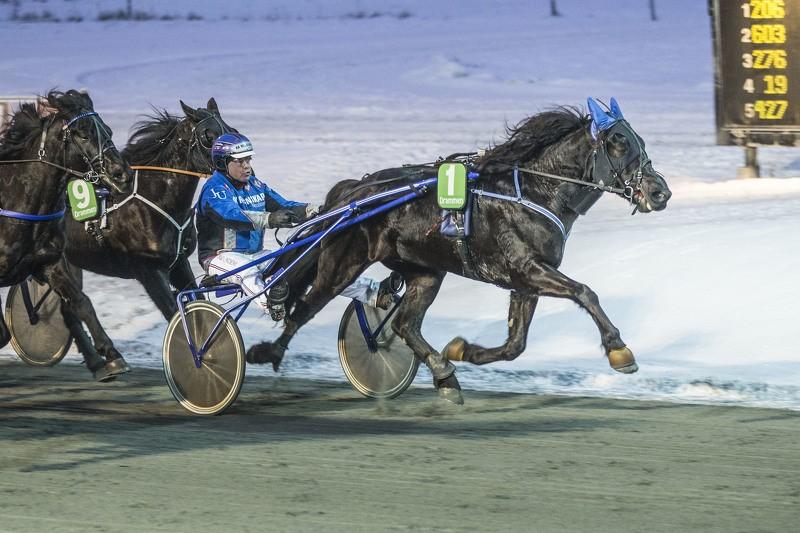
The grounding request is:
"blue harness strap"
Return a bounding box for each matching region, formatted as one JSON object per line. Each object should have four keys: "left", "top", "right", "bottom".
{"left": 0, "top": 208, "right": 66, "bottom": 221}
{"left": 472, "top": 166, "right": 568, "bottom": 243}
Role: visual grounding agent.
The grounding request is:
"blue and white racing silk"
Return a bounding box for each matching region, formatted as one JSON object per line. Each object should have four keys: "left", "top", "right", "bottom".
{"left": 196, "top": 170, "right": 382, "bottom": 310}
{"left": 195, "top": 171, "right": 306, "bottom": 267}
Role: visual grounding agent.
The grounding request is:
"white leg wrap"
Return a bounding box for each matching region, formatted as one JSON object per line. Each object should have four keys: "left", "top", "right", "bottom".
{"left": 340, "top": 277, "right": 380, "bottom": 306}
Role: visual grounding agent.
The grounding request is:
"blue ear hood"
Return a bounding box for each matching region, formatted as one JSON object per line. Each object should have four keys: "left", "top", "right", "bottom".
{"left": 587, "top": 97, "right": 621, "bottom": 139}
{"left": 609, "top": 97, "right": 624, "bottom": 120}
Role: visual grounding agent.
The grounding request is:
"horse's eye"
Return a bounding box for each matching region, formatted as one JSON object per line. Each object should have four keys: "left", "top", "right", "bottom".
{"left": 607, "top": 133, "right": 629, "bottom": 158}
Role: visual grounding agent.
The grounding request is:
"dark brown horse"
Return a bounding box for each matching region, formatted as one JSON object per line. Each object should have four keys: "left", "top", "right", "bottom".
{"left": 0, "top": 90, "right": 134, "bottom": 381}
{"left": 64, "top": 98, "right": 234, "bottom": 322}
{"left": 247, "top": 99, "right": 672, "bottom": 404}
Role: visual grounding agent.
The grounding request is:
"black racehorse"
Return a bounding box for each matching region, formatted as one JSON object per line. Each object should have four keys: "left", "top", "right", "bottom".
{"left": 247, "top": 98, "right": 672, "bottom": 404}
{"left": 0, "top": 90, "right": 134, "bottom": 380}
{"left": 63, "top": 98, "right": 234, "bottom": 321}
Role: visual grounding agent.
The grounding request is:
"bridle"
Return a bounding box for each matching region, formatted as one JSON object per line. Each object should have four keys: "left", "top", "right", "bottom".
{"left": 473, "top": 117, "right": 656, "bottom": 232}
{"left": 471, "top": 118, "right": 644, "bottom": 224}
{"left": 156, "top": 110, "right": 233, "bottom": 174}
{"left": 0, "top": 110, "right": 119, "bottom": 222}
{"left": 62, "top": 111, "right": 120, "bottom": 185}
{"left": 514, "top": 118, "right": 650, "bottom": 204}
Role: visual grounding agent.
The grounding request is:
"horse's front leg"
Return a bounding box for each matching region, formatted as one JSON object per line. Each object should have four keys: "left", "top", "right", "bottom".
{"left": 38, "top": 257, "right": 131, "bottom": 380}
{"left": 443, "top": 290, "right": 539, "bottom": 365}
{"left": 246, "top": 234, "right": 368, "bottom": 371}
{"left": 523, "top": 261, "right": 637, "bottom": 374}
{"left": 136, "top": 265, "right": 179, "bottom": 321}
{"left": 168, "top": 257, "right": 199, "bottom": 294}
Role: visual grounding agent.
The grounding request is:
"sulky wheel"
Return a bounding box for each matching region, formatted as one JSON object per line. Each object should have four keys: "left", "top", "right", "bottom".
{"left": 4, "top": 277, "right": 72, "bottom": 366}
{"left": 338, "top": 300, "right": 419, "bottom": 399}
{"left": 162, "top": 301, "right": 245, "bottom": 415}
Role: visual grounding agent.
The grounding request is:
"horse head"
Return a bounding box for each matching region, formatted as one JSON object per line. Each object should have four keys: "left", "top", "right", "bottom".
{"left": 45, "top": 90, "right": 133, "bottom": 194}
{"left": 179, "top": 98, "right": 236, "bottom": 173}
{"left": 587, "top": 97, "right": 671, "bottom": 213}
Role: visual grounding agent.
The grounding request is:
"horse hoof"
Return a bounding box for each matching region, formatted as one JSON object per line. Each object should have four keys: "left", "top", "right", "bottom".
{"left": 608, "top": 347, "right": 638, "bottom": 374}
{"left": 435, "top": 374, "right": 464, "bottom": 405}
{"left": 93, "top": 357, "right": 131, "bottom": 382}
{"left": 438, "top": 387, "right": 464, "bottom": 405}
{"left": 246, "top": 343, "right": 283, "bottom": 372}
{"left": 442, "top": 337, "right": 466, "bottom": 361}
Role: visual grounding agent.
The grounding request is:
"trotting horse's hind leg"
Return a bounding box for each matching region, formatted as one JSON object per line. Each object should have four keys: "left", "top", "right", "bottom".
{"left": 390, "top": 268, "right": 463, "bottom": 404}
{"left": 246, "top": 235, "right": 371, "bottom": 371}
{"left": 443, "top": 291, "right": 539, "bottom": 365}
{"left": 246, "top": 288, "right": 339, "bottom": 371}
{"left": 39, "top": 257, "right": 131, "bottom": 381}
{"left": 0, "top": 296, "right": 11, "bottom": 349}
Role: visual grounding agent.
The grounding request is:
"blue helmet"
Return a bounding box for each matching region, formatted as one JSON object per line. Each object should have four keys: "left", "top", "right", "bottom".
{"left": 211, "top": 133, "right": 254, "bottom": 171}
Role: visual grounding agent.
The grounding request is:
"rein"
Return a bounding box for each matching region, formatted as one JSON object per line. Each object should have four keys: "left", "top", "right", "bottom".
{"left": 0, "top": 123, "right": 98, "bottom": 180}
{"left": 130, "top": 165, "right": 208, "bottom": 178}
{"left": 512, "top": 164, "right": 627, "bottom": 195}
{"left": 0, "top": 207, "right": 66, "bottom": 221}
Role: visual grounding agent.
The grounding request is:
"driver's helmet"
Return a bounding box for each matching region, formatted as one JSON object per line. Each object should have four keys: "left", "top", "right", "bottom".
{"left": 211, "top": 133, "right": 254, "bottom": 172}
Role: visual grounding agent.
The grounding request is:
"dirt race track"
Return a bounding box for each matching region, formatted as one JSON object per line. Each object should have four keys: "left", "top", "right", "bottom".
{"left": 1, "top": 359, "right": 798, "bottom": 532}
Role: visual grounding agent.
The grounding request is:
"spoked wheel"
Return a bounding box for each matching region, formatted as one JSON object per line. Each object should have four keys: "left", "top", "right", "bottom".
{"left": 163, "top": 301, "right": 245, "bottom": 415}
{"left": 4, "top": 277, "right": 72, "bottom": 366}
{"left": 338, "top": 300, "right": 419, "bottom": 399}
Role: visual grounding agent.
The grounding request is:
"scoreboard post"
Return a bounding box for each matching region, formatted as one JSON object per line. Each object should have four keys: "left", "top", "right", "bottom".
{"left": 709, "top": 0, "right": 800, "bottom": 177}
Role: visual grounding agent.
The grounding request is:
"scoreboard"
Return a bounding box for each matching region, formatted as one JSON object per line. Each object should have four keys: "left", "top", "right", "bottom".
{"left": 710, "top": 0, "right": 800, "bottom": 146}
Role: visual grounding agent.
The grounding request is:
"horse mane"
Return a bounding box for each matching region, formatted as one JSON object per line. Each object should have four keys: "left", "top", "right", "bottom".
{"left": 480, "top": 106, "right": 589, "bottom": 167}
{"left": 122, "top": 108, "right": 181, "bottom": 164}
{"left": 322, "top": 107, "right": 591, "bottom": 209}
{"left": 0, "top": 89, "right": 92, "bottom": 160}
{"left": 474, "top": 106, "right": 591, "bottom": 196}
{"left": 0, "top": 103, "right": 43, "bottom": 160}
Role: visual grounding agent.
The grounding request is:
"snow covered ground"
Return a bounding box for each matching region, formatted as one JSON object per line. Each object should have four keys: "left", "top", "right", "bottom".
{"left": 1, "top": 0, "right": 799, "bottom": 409}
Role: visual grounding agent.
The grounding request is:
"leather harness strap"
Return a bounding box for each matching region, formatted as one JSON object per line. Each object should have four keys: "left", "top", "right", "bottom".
{"left": 129, "top": 165, "right": 209, "bottom": 178}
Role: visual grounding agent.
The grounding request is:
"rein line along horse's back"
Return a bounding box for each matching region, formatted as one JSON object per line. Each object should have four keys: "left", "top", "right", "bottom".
{"left": 247, "top": 98, "right": 672, "bottom": 404}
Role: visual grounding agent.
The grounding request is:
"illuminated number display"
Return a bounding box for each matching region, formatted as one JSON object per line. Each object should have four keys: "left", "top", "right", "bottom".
{"left": 712, "top": 0, "right": 799, "bottom": 144}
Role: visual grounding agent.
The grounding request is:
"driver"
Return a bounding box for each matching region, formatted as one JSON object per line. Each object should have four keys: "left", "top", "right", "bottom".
{"left": 195, "top": 133, "right": 394, "bottom": 317}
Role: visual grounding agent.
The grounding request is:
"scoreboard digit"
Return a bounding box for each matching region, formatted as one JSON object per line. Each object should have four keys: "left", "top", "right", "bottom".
{"left": 711, "top": 0, "right": 800, "bottom": 146}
